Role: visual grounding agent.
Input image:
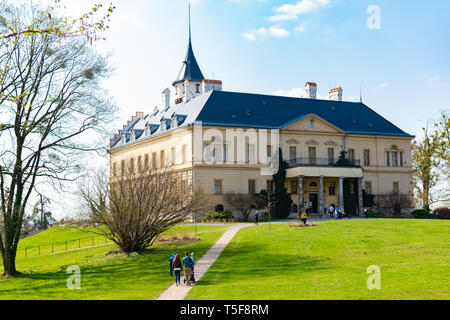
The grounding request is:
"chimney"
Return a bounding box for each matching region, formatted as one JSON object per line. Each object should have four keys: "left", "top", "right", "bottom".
{"left": 329, "top": 87, "right": 343, "bottom": 101}
{"left": 305, "top": 82, "right": 317, "bottom": 99}
{"left": 202, "top": 79, "right": 223, "bottom": 93}
{"left": 162, "top": 88, "right": 170, "bottom": 109}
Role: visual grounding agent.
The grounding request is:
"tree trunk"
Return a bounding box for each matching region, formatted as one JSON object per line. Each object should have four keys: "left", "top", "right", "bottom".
{"left": 2, "top": 247, "right": 17, "bottom": 277}
{"left": 423, "top": 178, "right": 430, "bottom": 211}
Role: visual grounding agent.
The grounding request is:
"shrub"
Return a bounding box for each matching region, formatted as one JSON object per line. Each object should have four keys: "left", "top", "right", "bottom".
{"left": 433, "top": 207, "right": 450, "bottom": 220}
{"left": 202, "top": 211, "right": 235, "bottom": 222}
{"left": 343, "top": 212, "right": 353, "bottom": 218}
{"left": 222, "top": 210, "right": 234, "bottom": 219}
{"left": 411, "top": 209, "right": 436, "bottom": 219}
{"left": 365, "top": 209, "right": 377, "bottom": 218}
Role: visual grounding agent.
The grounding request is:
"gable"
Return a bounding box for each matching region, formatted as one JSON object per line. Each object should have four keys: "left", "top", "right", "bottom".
{"left": 283, "top": 114, "right": 344, "bottom": 134}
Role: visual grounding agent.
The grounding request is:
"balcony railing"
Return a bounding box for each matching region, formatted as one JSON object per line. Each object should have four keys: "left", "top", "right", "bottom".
{"left": 287, "top": 157, "right": 361, "bottom": 168}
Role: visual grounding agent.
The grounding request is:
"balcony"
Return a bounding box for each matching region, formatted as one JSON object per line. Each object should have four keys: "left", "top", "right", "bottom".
{"left": 287, "top": 157, "right": 361, "bottom": 168}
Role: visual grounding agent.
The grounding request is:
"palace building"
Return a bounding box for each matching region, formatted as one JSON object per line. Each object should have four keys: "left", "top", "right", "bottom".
{"left": 109, "top": 18, "right": 414, "bottom": 218}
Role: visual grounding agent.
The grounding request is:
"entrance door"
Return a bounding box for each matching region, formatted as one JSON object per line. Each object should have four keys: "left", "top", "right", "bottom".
{"left": 309, "top": 193, "right": 318, "bottom": 213}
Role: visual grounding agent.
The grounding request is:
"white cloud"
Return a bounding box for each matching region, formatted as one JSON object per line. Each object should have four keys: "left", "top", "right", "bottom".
{"left": 269, "top": 26, "right": 290, "bottom": 37}
{"left": 426, "top": 75, "right": 439, "bottom": 84}
{"left": 227, "top": 0, "right": 266, "bottom": 3}
{"left": 294, "top": 23, "right": 307, "bottom": 32}
{"left": 269, "top": 0, "right": 330, "bottom": 22}
{"left": 242, "top": 26, "right": 290, "bottom": 41}
{"left": 274, "top": 86, "right": 328, "bottom": 99}
{"left": 274, "top": 87, "right": 306, "bottom": 98}
{"left": 378, "top": 82, "right": 390, "bottom": 88}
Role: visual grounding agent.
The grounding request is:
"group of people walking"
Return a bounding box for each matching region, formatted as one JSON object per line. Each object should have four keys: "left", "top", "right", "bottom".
{"left": 328, "top": 204, "right": 344, "bottom": 219}
{"left": 169, "top": 252, "right": 196, "bottom": 286}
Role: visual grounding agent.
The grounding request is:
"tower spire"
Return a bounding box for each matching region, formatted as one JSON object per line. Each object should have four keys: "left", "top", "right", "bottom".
{"left": 172, "top": 3, "right": 205, "bottom": 86}
{"left": 188, "top": 2, "right": 191, "bottom": 41}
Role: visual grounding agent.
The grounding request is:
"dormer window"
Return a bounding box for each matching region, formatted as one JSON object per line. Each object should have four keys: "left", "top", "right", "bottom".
{"left": 160, "top": 119, "right": 167, "bottom": 131}
{"left": 310, "top": 120, "right": 315, "bottom": 129}
{"left": 196, "top": 83, "right": 200, "bottom": 93}
{"left": 171, "top": 115, "right": 178, "bottom": 129}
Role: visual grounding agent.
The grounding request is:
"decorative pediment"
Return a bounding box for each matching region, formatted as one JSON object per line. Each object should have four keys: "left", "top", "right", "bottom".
{"left": 391, "top": 144, "right": 399, "bottom": 150}
{"left": 324, "top": 140, "right": 338, "bottom": 146}
{"left": 305, "top": 140, "right": 319, "bottom": 146}
{"left": 286, "top": 138, "right": 300, "bottom": 144}
{"left": 282, "top": 114, "right": 345, "bottom": 134}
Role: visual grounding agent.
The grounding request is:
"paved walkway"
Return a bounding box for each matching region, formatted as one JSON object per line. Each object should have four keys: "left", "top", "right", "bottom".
{"left": 156, "top": 224, "right": 251, "bottom": 300}
{"left": 157, "top": 217, "right": 363, "bottom": 300}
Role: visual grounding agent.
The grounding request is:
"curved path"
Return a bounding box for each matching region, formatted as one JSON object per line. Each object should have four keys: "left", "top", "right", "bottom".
{"left": 156, "top": 217, "right": 361, "bottom": 300}
{"left": 156, "top": 224, "right": 251, "bottom": 300}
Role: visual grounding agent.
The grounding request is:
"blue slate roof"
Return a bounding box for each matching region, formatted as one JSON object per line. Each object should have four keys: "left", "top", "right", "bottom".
{"left": 172, "top": 35, "right": 204, "bottom": 86}
{"left": 196, "top": 91, "right": 413, "bottom": 137}
{"left": 111, "top": 90, "right": 412, "bottom": 149}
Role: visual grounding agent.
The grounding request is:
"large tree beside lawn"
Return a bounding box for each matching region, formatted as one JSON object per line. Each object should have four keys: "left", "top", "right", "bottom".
{"left": 0, "top": 1, "right": 116, "bottom": 277}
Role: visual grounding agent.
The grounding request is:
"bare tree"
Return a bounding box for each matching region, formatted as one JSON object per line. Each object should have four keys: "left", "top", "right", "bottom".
{"left": 0, "top": 3, "right": 115, "bottom": 277}
{"left": 79, "top": 164, "right": 206, "bottom": 253}
{"left": 223, "top": 192, "right": 266, "bottom": 221}
{"left": 375, "top": 192, "right": 414, "bottom": 217}
{"left": 0, "top": 0, "right": 115, "bottom": 45}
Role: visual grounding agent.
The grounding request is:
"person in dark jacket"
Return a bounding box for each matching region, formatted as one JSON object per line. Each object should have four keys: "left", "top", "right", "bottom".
{"left": 172, "top": 254, "right": 182, "bottom": 286}
{"left": 254, "top": 211, "right": 259, "bottom": 225}
{"left": 169, "top": 253, "right": 177, "bottom": 276}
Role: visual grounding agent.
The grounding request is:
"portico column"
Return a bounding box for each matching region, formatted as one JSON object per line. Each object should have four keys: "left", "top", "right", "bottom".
{"left": 319, "top": 176, "right": 324, "bottom": 217}
{"left": 358, "top": 177, "right": 364, "bottom": 216}
{"left": 298, "top": 175, "right": 304, "bottom": 209}
{"left": 339, "top": 176, "right": 344, "bottom": 212}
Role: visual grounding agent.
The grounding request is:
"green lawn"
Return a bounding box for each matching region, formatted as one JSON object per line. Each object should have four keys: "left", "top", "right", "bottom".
{"left": 186, "top": 219, "right": 450, "bottom": 300}
{"left": 0, "top": 225, "right": 227, "bottom": 300}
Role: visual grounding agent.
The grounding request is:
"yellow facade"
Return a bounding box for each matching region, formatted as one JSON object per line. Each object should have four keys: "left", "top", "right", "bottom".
{"left": 110, "top": 115, "right": 414, "bottom": 216}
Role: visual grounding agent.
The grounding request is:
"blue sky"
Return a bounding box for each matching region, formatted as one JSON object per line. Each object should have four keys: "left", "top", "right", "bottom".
{"left": 43, "top": 0, "right": 449, "bottom": 217}
{"left": 76, "top": 0, "right": 450, "bottom": 139}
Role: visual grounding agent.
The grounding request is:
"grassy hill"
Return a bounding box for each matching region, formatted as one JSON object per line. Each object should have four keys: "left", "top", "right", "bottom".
{"left": 186, "top": 219, "right": 450, "bottom": 300}
{"left": 0, "top": 225, "right": 227, "bottom": 300}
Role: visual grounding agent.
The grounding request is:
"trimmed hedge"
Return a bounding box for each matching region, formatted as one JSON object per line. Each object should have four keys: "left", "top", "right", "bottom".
{"left": 364, "top": 210, "right": 377, "bottom": 218}
{"left": 411, "top": 209, "right": 436, "bottom": 219}
{"left": 202, "top": 210, "right": 234, "bottom": 222}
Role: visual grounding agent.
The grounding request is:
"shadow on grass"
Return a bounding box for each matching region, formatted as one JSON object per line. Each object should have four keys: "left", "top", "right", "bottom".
{"left": 0, "top": 239, "right": 220, "bottom": 298}
{"left": 193, "top": 242, "right": 332, "bottom": 287}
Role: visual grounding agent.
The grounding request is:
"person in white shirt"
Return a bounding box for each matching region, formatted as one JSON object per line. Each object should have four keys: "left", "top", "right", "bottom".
{"left": 329, "top": 204, "right": 335, "bottom": 218}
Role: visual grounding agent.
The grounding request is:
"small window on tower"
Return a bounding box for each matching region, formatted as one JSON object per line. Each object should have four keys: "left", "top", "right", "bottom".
{"left": 196, "top": 83, "right": 200, "bottom": 93}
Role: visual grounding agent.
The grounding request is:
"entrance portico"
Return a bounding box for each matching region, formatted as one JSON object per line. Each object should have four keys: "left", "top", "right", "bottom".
{"left": 287, "top": 166, "right": 364, "bottom": 216}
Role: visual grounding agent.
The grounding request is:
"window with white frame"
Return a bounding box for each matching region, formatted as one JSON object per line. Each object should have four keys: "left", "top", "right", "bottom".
{"left": 214, "top": 180, "right": 223, "bottom": 194}
{"left": 363, "top": 150, "right": 370, "bottom": 166}
{"left": 223, "top": 144, "right": 228, "bottom": 162}
{"left": 248, "top": 144, "right": 256, "bottom": 163}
